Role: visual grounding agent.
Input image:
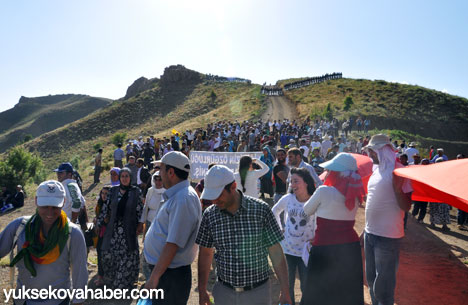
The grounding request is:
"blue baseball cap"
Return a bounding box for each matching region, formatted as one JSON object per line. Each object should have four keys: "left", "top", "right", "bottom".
{"left": 53, "top": 162, "right": 74, "bottom": 173}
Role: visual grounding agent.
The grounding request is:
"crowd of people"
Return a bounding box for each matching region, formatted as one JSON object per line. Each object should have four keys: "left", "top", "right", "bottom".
{"left": 283, "top": 72, "right": 343, "bottom": 91}
{"left": 0, "top": 114, "right": 467, "bottom": 305}
{"left": 204, "top": 74, "right": 251, "bottom": 84}
{"left": 260, "top": 85, "right": 284, "bottom": 96}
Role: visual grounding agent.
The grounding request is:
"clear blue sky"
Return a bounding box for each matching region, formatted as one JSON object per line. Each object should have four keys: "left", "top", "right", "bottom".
{"left": 1, "top": 0, "right": 467, "bottom": 112}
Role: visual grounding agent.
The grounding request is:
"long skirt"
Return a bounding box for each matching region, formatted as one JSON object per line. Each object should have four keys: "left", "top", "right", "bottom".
{"left": 429, "top": 202, "right": 451, "bottom": 225}
{"left": 101, "top": 219, "right": 140, "bottom": 288}
{"left": 300, "top": 241, "right": 363, "bottom": 305}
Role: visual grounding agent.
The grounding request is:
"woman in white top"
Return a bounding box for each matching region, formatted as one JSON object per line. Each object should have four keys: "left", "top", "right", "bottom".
{"left": 301, "top": 153, "right": 365, "bottom": 305}
{"left": 234, "top": 156, "right": 269, "bottom": 198}
{"left": 140, "top": 171, "right": 165, "bottom": 238}
{"left": 272, "top": 167, "right": 317, "bottom": 305}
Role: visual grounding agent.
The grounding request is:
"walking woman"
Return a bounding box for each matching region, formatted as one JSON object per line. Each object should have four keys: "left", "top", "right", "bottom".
{"left": 301, "top": 153, "right": 365, "bottom": 305}
{"left": 234, "top": 156, "right": 269, "bottom": 198}
{"left": 97, "top": 168, "right": 144, "bottom": 288}
{"left": 272, "top": 168, "right": 317, "bottom": 305}
{"left": 93, "top": 185, "right": 110, "bottom": 287}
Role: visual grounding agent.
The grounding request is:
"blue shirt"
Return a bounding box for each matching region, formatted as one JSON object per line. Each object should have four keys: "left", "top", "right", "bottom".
{"left": 144, "top": 180, "right": 201, "bottom": 268}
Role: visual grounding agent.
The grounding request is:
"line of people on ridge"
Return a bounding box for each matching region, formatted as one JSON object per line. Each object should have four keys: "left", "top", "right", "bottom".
{"left": 283, "top": 72, "right": 343, "bottom": 91}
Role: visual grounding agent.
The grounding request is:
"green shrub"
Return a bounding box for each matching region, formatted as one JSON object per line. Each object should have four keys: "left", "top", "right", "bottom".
{"left": 0, "top": 147, "right": 44, "bottom": 190}
{"left": 343, "top": 96, "right": 354, "bottom": 111}
{"left": 70, "top": 155, "right": 81, "bottom": 170}
{"left": 112, "top": 132, "right": 127, "bottom": 147}
{"left": 93, "top": 143, "right": 102, "bottom": 151}
{"left": 323, "top": 102, "right": 333, "bottom": 121}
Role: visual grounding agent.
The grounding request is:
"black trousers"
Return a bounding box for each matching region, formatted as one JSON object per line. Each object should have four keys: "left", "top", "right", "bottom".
{"left": 412, "top": 201, "right": 428, "bottom": 221}
{"left": 148, "top": 264, "right": 191, "bottom": 305}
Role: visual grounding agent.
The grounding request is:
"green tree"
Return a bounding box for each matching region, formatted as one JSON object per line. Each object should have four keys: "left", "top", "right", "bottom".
{"left": 0, "top": 147, "right": 44, "bottom": 190}
{"left": 343, "top": 96, "right": 354, "bottom": 111}
{"left": 323, "top": 102, "right": 333, "bottom": 121}
{"left": 112, "top": 132, "right": 127, "bottom": 147}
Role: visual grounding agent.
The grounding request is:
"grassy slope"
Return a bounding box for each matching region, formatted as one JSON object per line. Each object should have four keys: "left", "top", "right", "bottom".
{"left": 22, "top": 81, "right": 263, "bottom": 172}
{"left": 0, "top": 95, "right": 112, "bottom": 151}
{"left": 279, "top": 78, "right": 468, "bottom": 145}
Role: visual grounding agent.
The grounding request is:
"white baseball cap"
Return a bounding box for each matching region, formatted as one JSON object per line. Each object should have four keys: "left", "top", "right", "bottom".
{"left": 36, "top": 180, "right": 66, "bottom": 207}
{"left": 155, "top": 151, "right": 191, "bottom": 173}
{"left": 201, "top": 165, "right": 235, "bottom": 200}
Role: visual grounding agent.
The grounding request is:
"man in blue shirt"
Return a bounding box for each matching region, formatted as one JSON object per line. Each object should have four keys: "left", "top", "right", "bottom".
{"left": 144, "top": 152, "right": 201, "bottom": 305}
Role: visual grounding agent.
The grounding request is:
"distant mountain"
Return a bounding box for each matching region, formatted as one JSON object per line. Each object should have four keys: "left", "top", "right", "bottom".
{"left": 0, "top": 94, "right": 112, "bottom": 152}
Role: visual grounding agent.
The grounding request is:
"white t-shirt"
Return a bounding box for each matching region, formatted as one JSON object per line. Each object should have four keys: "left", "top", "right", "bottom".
{"left": 300, "top": 145, "right": 310, "bottom": 158}
{"left": 404, "top": 147, "right": 419, "bottom": 163}
{"left": 365, "top": 163, "right": 412, "bottom": 238}
{"left": 272, "top": 193, "right": 316, "bottom": 257}
{"left": 303, "top": 185, "right": 359, "bottom": 221}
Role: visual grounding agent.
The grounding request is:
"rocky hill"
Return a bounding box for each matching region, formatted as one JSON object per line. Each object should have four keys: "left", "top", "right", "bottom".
{"left": 22, "top": 65, "right": 262, "bottom": 166}
{"left": 0, "top": 94, "right": 112, "bottom": 152}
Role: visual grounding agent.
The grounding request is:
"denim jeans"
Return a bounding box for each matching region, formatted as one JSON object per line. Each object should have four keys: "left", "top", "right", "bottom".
{"left": 364, "top": 232, "right": 401, "bottom": 305}
{"left": 285, "top": 254, "right": 307, "bottom": 305}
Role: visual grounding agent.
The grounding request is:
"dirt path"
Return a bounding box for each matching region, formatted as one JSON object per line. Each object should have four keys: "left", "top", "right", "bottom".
{"left": 261, "top": 96, "right": 298, "bottom": 122}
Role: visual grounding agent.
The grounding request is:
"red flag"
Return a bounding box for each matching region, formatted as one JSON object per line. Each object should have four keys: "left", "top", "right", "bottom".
{"left": 393, "top": 159, "right": 468, "bottom": 212}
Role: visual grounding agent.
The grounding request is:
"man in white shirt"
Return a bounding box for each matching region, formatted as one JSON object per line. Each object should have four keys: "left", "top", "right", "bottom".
{"left": 363, "top": 134, "right": 413, "bottom": 305}
{"left": 404, "top": 142, "right": 419, "bottom": 164}
{"left": 54, "top": 162, "right": 85, "bottom": 223}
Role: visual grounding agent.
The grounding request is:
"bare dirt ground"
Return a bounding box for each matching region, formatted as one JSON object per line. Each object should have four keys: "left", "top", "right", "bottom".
{"left": 261, "top": 96, "right": 298, "bottom": 122}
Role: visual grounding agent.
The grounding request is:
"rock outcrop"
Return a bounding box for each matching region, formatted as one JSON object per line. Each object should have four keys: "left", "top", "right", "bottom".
{"left": 124, "top": 77, "right": 159, "bottom": 100}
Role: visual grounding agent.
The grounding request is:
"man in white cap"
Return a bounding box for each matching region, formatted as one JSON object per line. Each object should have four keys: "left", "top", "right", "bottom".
{"left": 196, "top": 165, "right": 292, "bottom": 305}
{"left": 363, "top": 134, "right": 413, "bottom": 305}
{"left": 0, "top": 180, "right": 88, "bottom": 305}
{"left": 404, "top": 142, "right": 419, "bottom": 164}
{"left": 144, "top": 151, "right": 201, "bottom": 305}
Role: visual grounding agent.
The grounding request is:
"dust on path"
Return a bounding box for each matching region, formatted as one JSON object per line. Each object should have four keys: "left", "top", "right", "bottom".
{"left": 261, "top": 96, "right": 298, "bottom": 122}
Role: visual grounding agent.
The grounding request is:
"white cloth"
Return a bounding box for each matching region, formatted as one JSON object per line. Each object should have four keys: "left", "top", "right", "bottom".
{"left": 141, "top": 187, "right": 165, "bottom": 223}
{"left": 303, "top": 185, "right": 358, "bottom": 220}
{"left": 300, "top": 145, "right": 310, "bottom": 158}
{"left": 365, "top": 146, "right": 413, "bottom": 238}
{"left": 234, "top": 159, "right": 269, "bottom": 198}
{"left": 272, "top": 193, "right": 316, "bottom": 257}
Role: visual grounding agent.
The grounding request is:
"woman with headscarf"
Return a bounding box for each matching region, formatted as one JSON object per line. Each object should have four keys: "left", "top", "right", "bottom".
{"left": 260, "top": 146, "right": 275, "bottom": 199}
{"left": 97, "top": 168, "right": 144, "bottom": 288}
{"left": 234, "top": 155, "right": 269, "bottom": 198}
{"left": 301, "top": 153, "right": 365, "bottom": 305}
{"left": 140, "top": 171, "right": 165, "bottom": 238}
{"left": 109, "top": 167, "right": 120, "bottom": 186}
{"left": 93, "top": 185, "right": 110, "bottom": 287}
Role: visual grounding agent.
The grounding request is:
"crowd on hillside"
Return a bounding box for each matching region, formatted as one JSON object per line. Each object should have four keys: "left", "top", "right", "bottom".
{"left": 1, "top": 115, "right": 467, "bottom": 305}
{"left": 283, "top": 72, "right": 343, "bottom": 91}
{"left": 261, "top": 85, "right": 284, "bottom": 96}
{"left": 204, "top": 74, "right": 251, "bottom": 84}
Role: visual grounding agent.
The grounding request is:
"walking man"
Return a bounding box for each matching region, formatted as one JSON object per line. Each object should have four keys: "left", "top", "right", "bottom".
{"left": 0, "top": 180, "right": 88, "bottom": 305}
{"left": 197, "top": 165, "right": 292, "bottom": 305}
{"left": 287, "top": 148, "right": 322, "bottom": 188}
{"left": 54, "top": 162, "right": 85, "bottom": 223}
{"left": 363, "top": 134, "right": 413, "bottom": 305}
{"left": 144, "top": 151, "right": 202, "bottom": 305}
{"left": 94, "top": 148, "right": 103, "bottom": 183}
{"left": 114, "top": 143, "right": 125, "bottom": 168}
{"left": 273, "top": 148, "right": 289, "bottom": 203}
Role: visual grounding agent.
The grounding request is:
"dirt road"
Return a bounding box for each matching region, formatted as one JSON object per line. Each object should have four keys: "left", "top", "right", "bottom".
{"left": 261, "top": 96, "right": 298, "bottom": 121}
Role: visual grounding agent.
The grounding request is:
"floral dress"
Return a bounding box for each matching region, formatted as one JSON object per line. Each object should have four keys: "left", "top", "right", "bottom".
{"left": 98, "top": 190, "right": 143, "bottom": 288}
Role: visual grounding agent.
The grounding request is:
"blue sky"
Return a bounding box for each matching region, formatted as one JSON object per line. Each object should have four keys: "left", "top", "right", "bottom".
{"left": 1, "top": 0, "right": 467, "bottom": 112}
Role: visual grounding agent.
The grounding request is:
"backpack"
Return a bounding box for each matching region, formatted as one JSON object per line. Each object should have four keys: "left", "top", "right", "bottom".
{"left": 9, "top": 216, "right": 72, "bottom": 288}
{"left": 72, "top": 170, "right": 83, "bottom": 192}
